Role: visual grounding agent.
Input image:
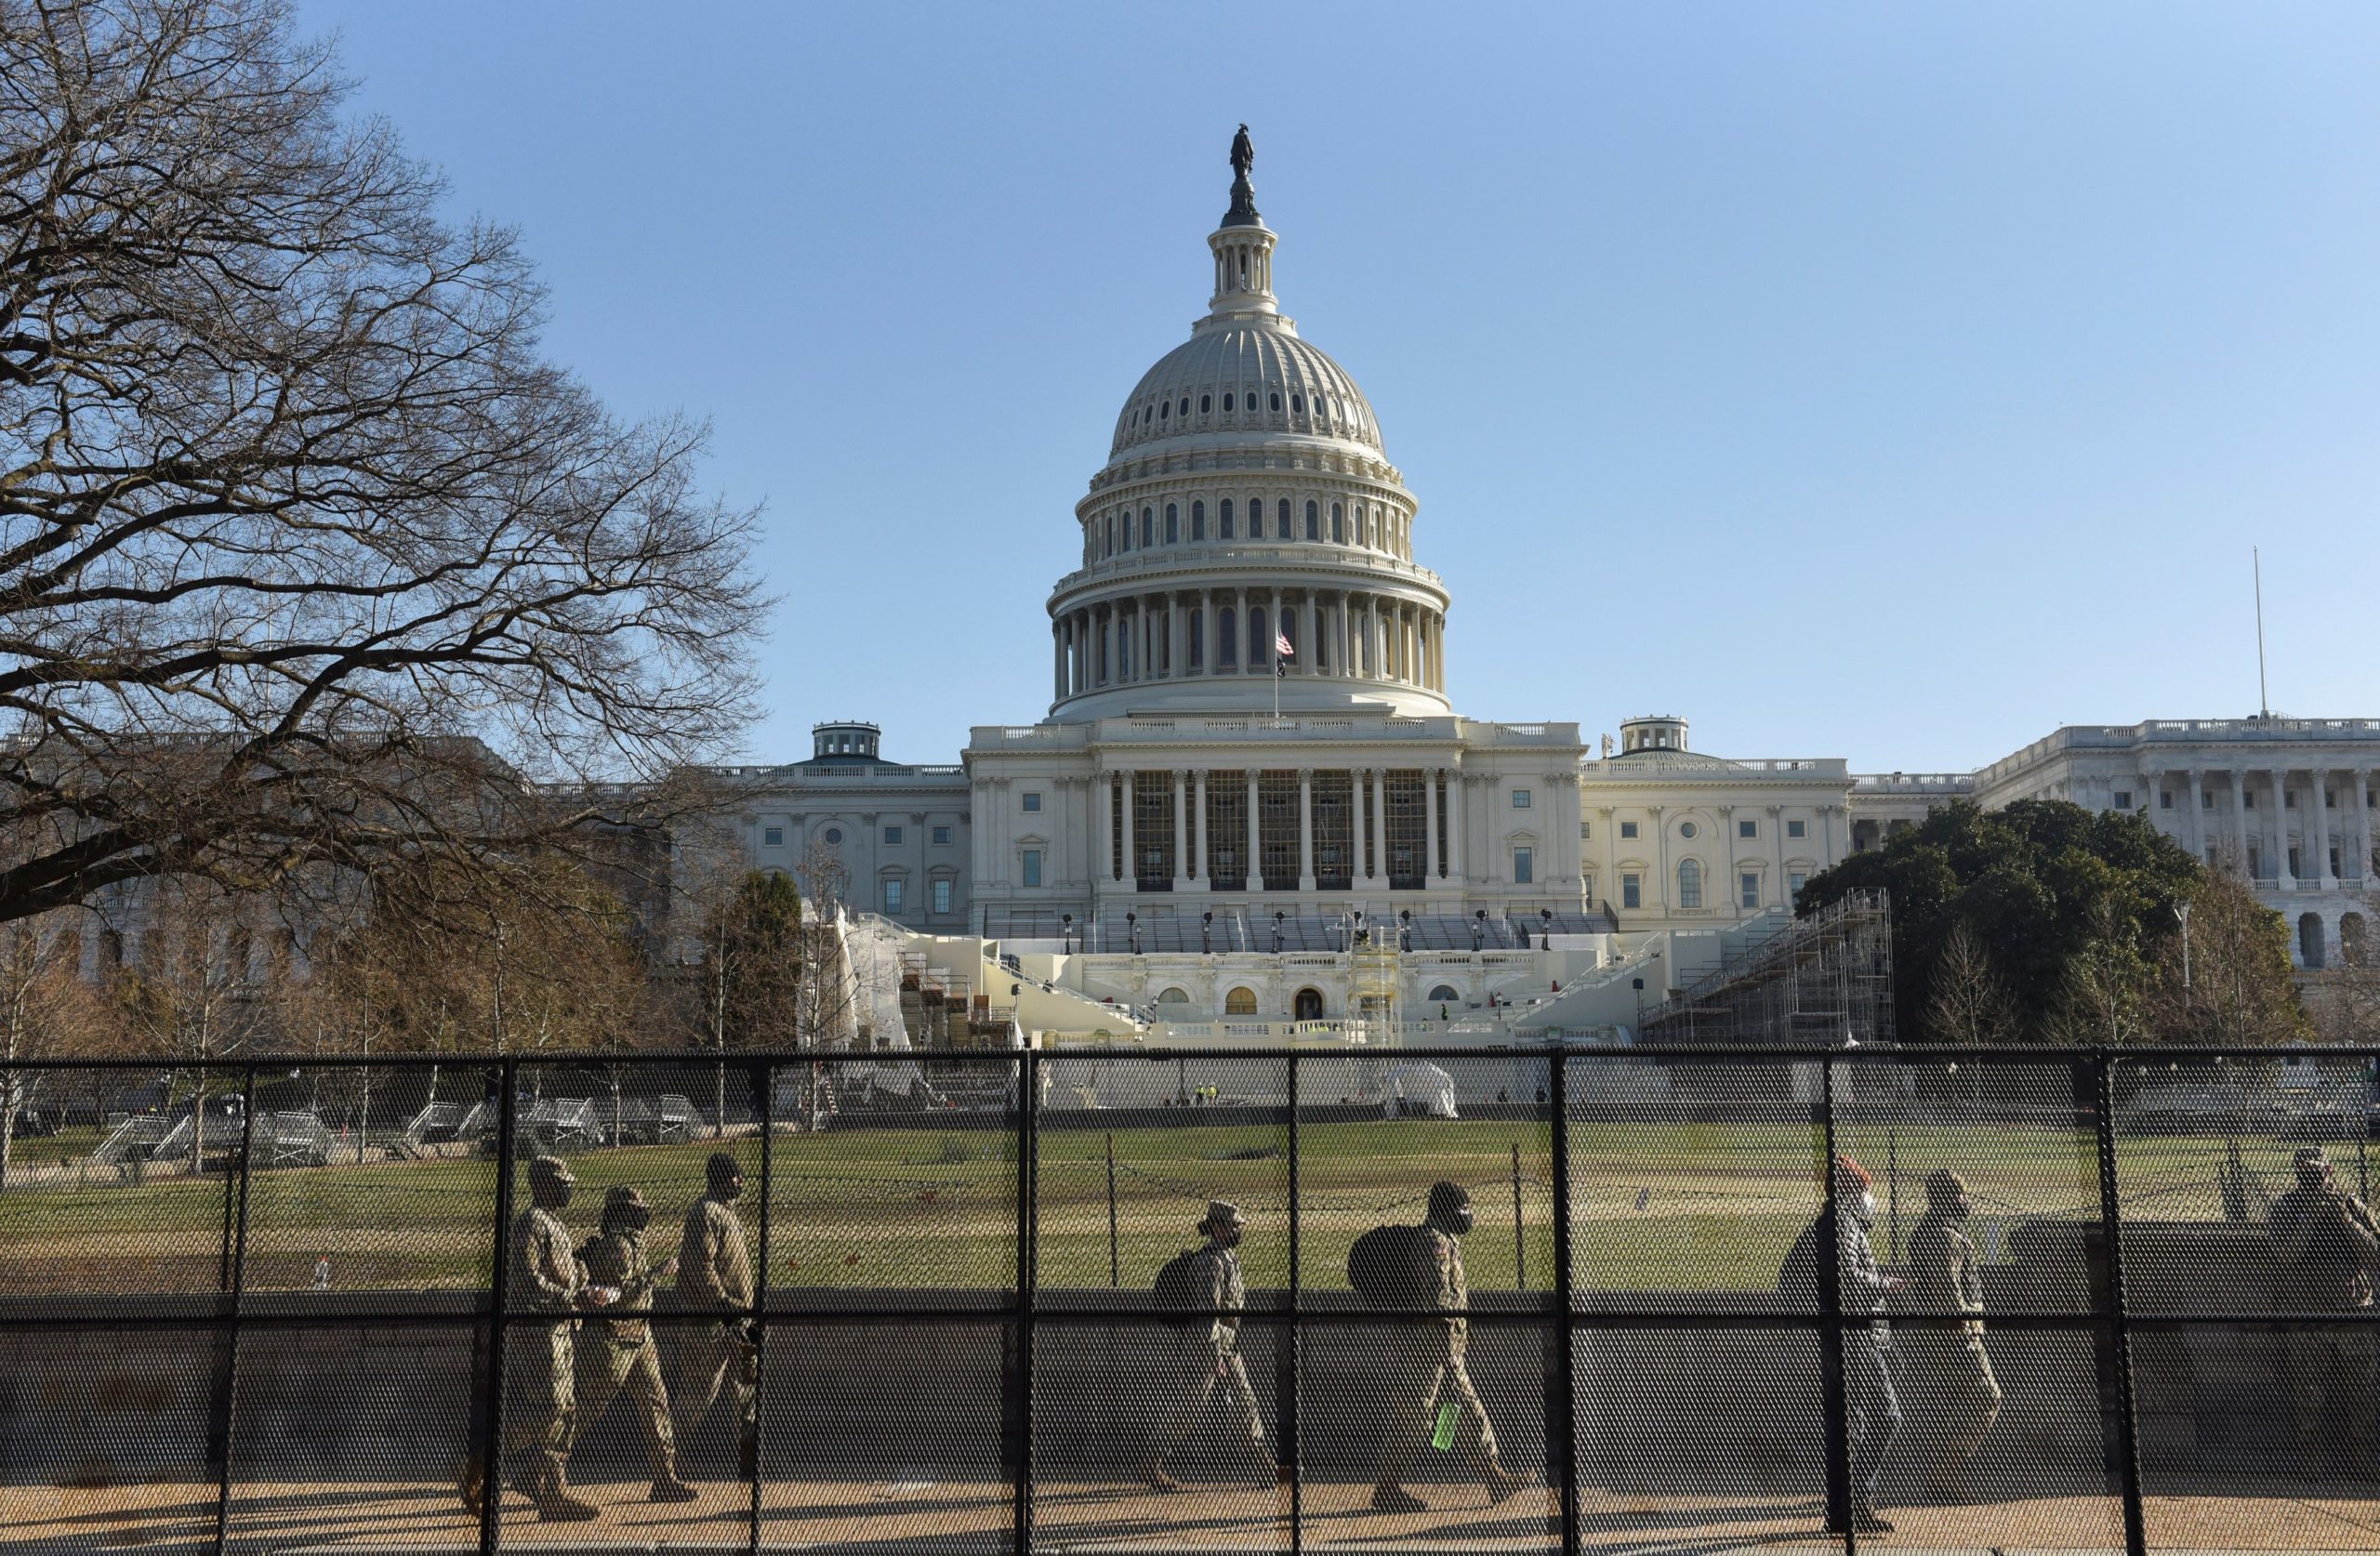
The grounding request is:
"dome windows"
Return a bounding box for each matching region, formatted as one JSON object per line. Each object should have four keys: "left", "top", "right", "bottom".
{"left": 1141, "top": 508, "right": 1153, "bottom": 547}
{"left": 1199, "top": 394, "right": 1211, "bottom": 414}
{"left": 1191, "top": 500, "right": 1205, "bottom": 541}
{"left": 1158, "top": 401, "right": 1170, "bottom": 421}
{"left": 1178, "top": 397, "right": 1190, "bottom": 417}
{"left": 1164, "top": 503, "right": 1178, "bottom": 544}
{"left": 1276, "top": 498, "right": 1290, "bottom": 536}
{"left": 1304, "top": 500, "right": 1319, "bottom": 541}
{"left": 1223, "top": 392, "right": 1235, "bottom": 413}
{"left": 1291, "top": 393, "right": 1304, "bottom": 415}
{"left": 1219, "top": 498, "right": 1235, "bottom": 539}
{"left": 1331, "top": 502, "right": 1344, "bottom": 543}
{"left": 1269, "top": 392, "right": 1281, "bottom": 412}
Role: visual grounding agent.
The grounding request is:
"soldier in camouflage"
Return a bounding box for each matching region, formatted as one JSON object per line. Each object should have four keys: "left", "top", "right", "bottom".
{"left": 1144, "top": 1201, "right": 1275, "bottom": 1491}
{"left": 1901, "top": 1169, "right": 2001, "bottom": 1502}
{"left": 2267, "top": 1145, "right": 2380, "bottom": 1476}
{"left": 575, "top": 1186, "right": 699, "bottom": 1503}
{"left": 482, "top": 1154, "right": 604, "bottom": 1522}
{"left": 674, "top": 1151, "right": 759, "bottom": 1478}
{"left": 1371, "top": 1181, "right": 1527, "bottom": 1514}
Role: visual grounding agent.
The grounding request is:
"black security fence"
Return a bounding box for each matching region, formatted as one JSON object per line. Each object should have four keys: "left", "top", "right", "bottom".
{"left": 1, "top": 1046, "right": 2376, "bottom": 1553}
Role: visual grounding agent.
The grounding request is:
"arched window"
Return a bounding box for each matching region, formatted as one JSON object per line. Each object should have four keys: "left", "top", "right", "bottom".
{"left": 1191, "top": 500, "right": 1205, "bottom": 540}
{"left": 1276, "top": 498, "right": 1290, "bottom": 536}
{"left": 1291, "top": 393, "right": 1304, "bottom": 415}
{"left": 1188, "top": 610, "right": 1203, "bottom": 668}
{"left": 1678, "top": 859, "right": 1703, "bottom": 909}
{"left": 1103, "top": 514, "right": 1114, "bottom": 556}
{"left": 1332, "top": 502, "right": 1344, "bottom": 542}
{"left": 1223, "top": 392, "right": 1235, "bottom": 413}
{"left": 1178, "top": 397, "right": 1190, "bottom": 417}
{"left": 1159, "top": 400, "right": 1170, "bottom": 420}
{"left": 1304, "top": 500, "right": 1319, "bottom": 540}
{"left": 1157, "top": 986, "right": 1191, "bottom": 1008}
{"left": 1426, "top": 984, "right": 1461, "bottom": 1004}
{"left": 1199, "top": 394, "right": 1210, "bottom": 414}
{"left": 1141, "top": 508, "right": 1153, "bottom": 547}
{"left": 1269, "top": 391, "right": 1281, "bottom": 412}
{"left": 1224, "top": 987, "right": 1259, "bottom": 1016}
{"left": 1280, "top": 613, "right": 1297, "bottom": 660}
{"left": 1220, "top": 498, "right": 1235, "bottom": 539}
{"left": 1219, "top": 608, "right": 1236, "bottom": 666}
{"left": 1165, "top": 503, "right": 1178, "bottom": 544}
{"left": 1249, "top": 607, "right": 1266, "bottom": 671}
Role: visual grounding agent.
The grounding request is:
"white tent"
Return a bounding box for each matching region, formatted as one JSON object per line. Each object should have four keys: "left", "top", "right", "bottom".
{"left": 1382, "top": 1061, "right": 1459, "bottom": 1119}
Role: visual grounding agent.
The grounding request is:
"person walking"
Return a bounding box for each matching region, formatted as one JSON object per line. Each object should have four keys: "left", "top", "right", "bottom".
{"left": 2267, "top": 1145, "right": 2380, "bottom": 1477}
{"left": 1901, "top": 1169, "right": 2001, "bottom": 1502}
{"left": 1144, "top": 1201, "right": 1275, "bottom": 1490}
{"left": 1786, "top": 1154, "right": 1902, "bottom": 1535}
{"left": 675, "top": 1151, "right": 759, "bottom": 1478}
{"left": 575, "top": 1186, "right": 699, "bottom": 1503}
{"left": 1369, "top": 1181, "right": 1527, "bottom": 1513}
{"left": 474, "top": 1154, "right": 604, "bottom": 1522}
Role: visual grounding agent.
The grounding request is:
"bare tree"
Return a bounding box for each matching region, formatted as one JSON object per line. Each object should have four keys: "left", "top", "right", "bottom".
{"left": 0, "top": 905, "right": 114, "bottom": 1187}
{"left": 0, "top": 0, "right": 763, "bottom": 927}
{"left": 1924, "top": 922, "right": 2016, "bottom": 1045}
{"left": 2143, "top": 848, "right": 2308, "bottom": 1045}
{"left": 794, "top": 837, "right": 850, "bottom": 920}
{"left": 108, "top": 877, "right": 269, "bottom": 1171}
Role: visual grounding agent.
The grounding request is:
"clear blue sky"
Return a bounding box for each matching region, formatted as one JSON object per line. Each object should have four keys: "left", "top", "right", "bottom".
{"left": 300, "top": 2, "right": 2380, "bottom": 774}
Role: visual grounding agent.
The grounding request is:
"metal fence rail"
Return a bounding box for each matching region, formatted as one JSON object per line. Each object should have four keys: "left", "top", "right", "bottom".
{"left": 1, "top": 1044, "right": 2375, "bottom": 1555}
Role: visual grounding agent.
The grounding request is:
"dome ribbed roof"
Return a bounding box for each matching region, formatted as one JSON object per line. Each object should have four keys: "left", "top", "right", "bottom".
{"left": 1108, "top": 323, "right": 1382, "bottom": 458}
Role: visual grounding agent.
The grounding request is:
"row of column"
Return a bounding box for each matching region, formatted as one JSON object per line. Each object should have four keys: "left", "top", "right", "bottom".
{"left": 1091, "top": 768, "right": 1461, "bottom": 890}
{"left": 1053, "top": 587, "right": 1444, "bottom": 701}
{"left": 2151, "top": 767, "right": 2379, "bottom": 888}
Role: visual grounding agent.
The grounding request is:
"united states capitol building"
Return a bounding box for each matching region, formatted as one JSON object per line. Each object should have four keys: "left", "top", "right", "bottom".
{"left": 702, "top": 144, "right": 2378, "bottom": 1046}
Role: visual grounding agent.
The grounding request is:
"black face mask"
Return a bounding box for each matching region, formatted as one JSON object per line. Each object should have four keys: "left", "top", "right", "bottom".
{"left": 1444, "top": 1204, "right": 1475, "bottom": 1236}
{"left": 622, "top": 1208, "right": 652, "bottom": 1233}
{"left": 716, "top": 1178, "right": 744, "bottom": 1202}
{"left": 1214, "top": 1226, "right": 1243, "bottom": 1250}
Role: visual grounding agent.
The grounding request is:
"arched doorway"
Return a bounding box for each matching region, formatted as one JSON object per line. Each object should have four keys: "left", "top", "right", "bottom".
{"left": 2299, "top": 912, "right": 2327, "bottom": 969}
{"left": 1224, "top": 987, "right": 1258, "bottom": 1016}
{"left": 1293, "top": 987, "right": 1325, "bottom": 1021}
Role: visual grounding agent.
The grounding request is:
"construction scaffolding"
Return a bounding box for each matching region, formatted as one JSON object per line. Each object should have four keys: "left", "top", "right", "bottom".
{"left": 1638, "top": 889, "right": 1896, "bottom": 1047}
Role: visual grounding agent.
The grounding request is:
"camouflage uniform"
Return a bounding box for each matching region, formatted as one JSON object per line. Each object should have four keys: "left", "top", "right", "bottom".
{"left": 1375, "top": 1223, "right": 1502, "bottom": 1483}
{"left": 505, "top": 1188, "right": 585, "bottom": 1503}
{"left": 1148, "top": 1207, "right": 1267, "bottom": 1477}
{"left": 575, "top": 1217, "right": 682, "bottom": 1484}
{"left": 2267, "top": 1154, "right": 2380, "bottom": 1476}
{"left": 1834, "top": 1201, "right": 1902, "bottom": 1515}
{"left": 1903, "top": 1186, "right": 2001, "bottom": 1497}
{"left": 674, "top": 1178, "right": 758, "bottom": 1458}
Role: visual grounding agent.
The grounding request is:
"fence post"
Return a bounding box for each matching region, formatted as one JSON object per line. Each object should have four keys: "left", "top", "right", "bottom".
{"left": 1013, "top": 1049, "right": 1038, "bottom": 1556}
{"left": 1818, "top": 1056, "right": 1854, "bottom": 1554}
{"left": 1284, "top": 1054, "right": 1303, "bottom": 1551}
{"left": 1105, "top": 1130, "right": 1119, "bottom": 1288}
{"left": 2092, "top": 1050, "right": 2149, "bottom": 1556}
{"left": 1511, "top": 1141, "right": 1527, "bottom": 1291}
{"left": 1548, "top": 1049, "right": 1579, "bottom": 1556}
{"left": 750, "top": 1060, "right": 773, "bottom": 1556}
{"left": 479, "top": 1060, "right": 519, "bottom": 1556}
{"left": 210, "top": 1065, "right": 258, "bottom": 1556}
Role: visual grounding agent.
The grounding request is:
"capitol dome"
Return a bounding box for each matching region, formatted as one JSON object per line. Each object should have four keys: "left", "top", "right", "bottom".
{"left": 1044, "top": 135, "right": 1450, "bottom": 723}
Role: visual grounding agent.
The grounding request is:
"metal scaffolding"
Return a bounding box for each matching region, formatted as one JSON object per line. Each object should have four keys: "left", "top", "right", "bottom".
{"left": 1639, "top": 889, "right": 1896, "bottom": 1047}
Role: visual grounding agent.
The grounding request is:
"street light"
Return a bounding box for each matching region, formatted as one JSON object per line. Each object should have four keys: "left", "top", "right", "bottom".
{"left": 1061, "top": 913, "right": 1074, "bottom": 954}
{"left": 1126, "top": 910, "right": 1139, "bottom": 956}
{"left": 2175, "top": 902, "right": 2193, "bottom": 991}
{"left": 1201, "top": 910, "right": 1212, "bottom": 955}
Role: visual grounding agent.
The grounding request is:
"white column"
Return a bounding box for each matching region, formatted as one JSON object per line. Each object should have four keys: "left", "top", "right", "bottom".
{"left": 1235, "top": 587, "right": 1249, "bottom": 674}
{"left": 2311, "top": 770, "right": 2335, "bottom": 887}
{"left": 1448, "top": 776, "right": 1469, "bottom": 887}
{"left": 1770, "top": 805, "right": 1786, "bottom": 909}
{"left": 1092, "top": 774, "right": 1112, "bottom": 886}
{"left": 1246, "top": 771, "right": 1263, "bottom": 889}
{"left": 1194, "top": 770, "right": 1209, "bottom": 883}
{"left": 1120, "top": 771, "right": 1136, "bottom": 887}
{"left": 2232, "top": 770, "right": 2250, "bottom": 875}
{"left": 1297, "top": 768, "right": 1316, "bottom": 891}
{"left": 2278, "top": 771, "right": 2297, "bottom": 886}
{"left": 1172, "top": 769, "right": 1191, "bottom": 889}
{"left": 1424, "top": 767, "right": 1443, "bottom": 883}
{"left": 1350, "top": 766, "right": 1368, "bottom": 881}
{"left": 2358, "top": 770, "right": 2375, "bottom": 885}
{"left": 2186, "top": 769, "right": 2205, "bottom": 862}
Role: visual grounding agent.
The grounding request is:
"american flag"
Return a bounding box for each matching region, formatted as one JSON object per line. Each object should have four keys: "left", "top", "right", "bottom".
{"left": 1275, "top": 633, "right": 1294, "bottom": 657}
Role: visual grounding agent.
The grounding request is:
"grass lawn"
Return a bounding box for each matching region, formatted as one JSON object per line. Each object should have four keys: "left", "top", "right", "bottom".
{"left": 0, "top": 1113, "right": 2297, "bottom": 1299}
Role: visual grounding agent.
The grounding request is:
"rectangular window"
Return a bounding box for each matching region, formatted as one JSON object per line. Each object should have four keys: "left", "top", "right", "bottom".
{"left": 1022, "top": 851, "right": 1042, "bottom": 889}
{"left": 1788, "top": 871, "right": 1806, "bottom": 899}
{"left": 2327, "top": 790, "right": 2338, "bottom": 808}
{"left": 883, "top": 825, "right": 903, "bottom": 846}
{"left": 2202, "top": 791, "right": 2215, "bottom": 809}
{"left": 2160, "top": 791, "right": 2173, "bottom": 811}
{"left": 932, "top": 825, "right": 952, "bottom": 846}
{"left": 2285, "top": 791, "right": 2296, "bottom": 809}
{"left": 1513, "top": 847, "right": 1533, "bottom": 885}
{"left": 1579, "top": 821, "right": 1591, "bottom": 840}
{"left": 1511, "top": 788, "right": 1531, "bottom": 810}
{"left": 1383, "top": 769, "right": 1428, "bottom": 887}
{"left": 1787, "top": 819, "right": 1805, "bottom": 838}
{"left": 1740, "top": 872, "right": 1759, "bottom": 909}
{"left": 1620, "top": 820, "right": 1639, "bottom": 840}
{"left": 1621, "top": 873, "right": 1642, "bottom": 910}
{"left": 1738, "top": 819, "right": 1757, "bottom": 839}
{"left": 762, "top": 825, "right": 784, "bottom": 847}
{"left": 2288, "top": 847, "right": 2302, "bottom": 878}
{"left": 1583, "top": 873, "right": 1594, "bottom": 903}
{"left": 881, "top": 877, "right": 904, "bottom": 913}
{"left": 932, "top": 878, "right": 953, "bottom": 914}
{"left": 1022, "top": 792, "right": 1042, "bottom": 812}
{"left": 2113, "top": 790, "right": 2132, "bottom": 810}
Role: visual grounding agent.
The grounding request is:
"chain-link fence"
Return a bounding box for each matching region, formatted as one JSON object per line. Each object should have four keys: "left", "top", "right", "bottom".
{"left": 1, "top": 1046, "right": 2375, "bottom": 1553}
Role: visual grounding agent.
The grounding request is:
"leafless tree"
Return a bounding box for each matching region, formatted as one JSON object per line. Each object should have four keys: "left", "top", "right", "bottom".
{"left": 107, "top": 877, "right": 269, "bottom": 1170}
{"left": 1924, "top": 922, "right": 2016, "bottom": 1045}
{"left": 2143, "top": 847, "right": 2308, "bottom": 1045}
{"left": 0, "top": 904, "right": 114, "bottom": 1187}
{"left": 0, "top": 0, "right": 763, "bottom": 927}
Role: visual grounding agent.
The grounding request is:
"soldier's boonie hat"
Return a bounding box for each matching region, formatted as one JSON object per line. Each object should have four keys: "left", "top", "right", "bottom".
{"left": 1201, "top": 1199, "right": 1246, "bottom": 1231}
{"left": 1924, "top": 1168, "right": 1967, "bottom": 1207}
{"left": 1426, "top": 1180, "right": 1472, "bottom": 1220}
{"left": 604, "top": 1184, "right": 649, "bottom": 1215}
{"left": 528, "top": 1154, "right": 575, "bottom": 1187}
{"left": 707, "top": 1151, "right": 743, "bottom": 1183}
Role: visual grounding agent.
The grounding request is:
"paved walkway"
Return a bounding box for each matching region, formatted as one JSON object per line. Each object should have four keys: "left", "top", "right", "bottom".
{"left": 7, "top": 1477, "right": 2380, "bottom": 1552}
